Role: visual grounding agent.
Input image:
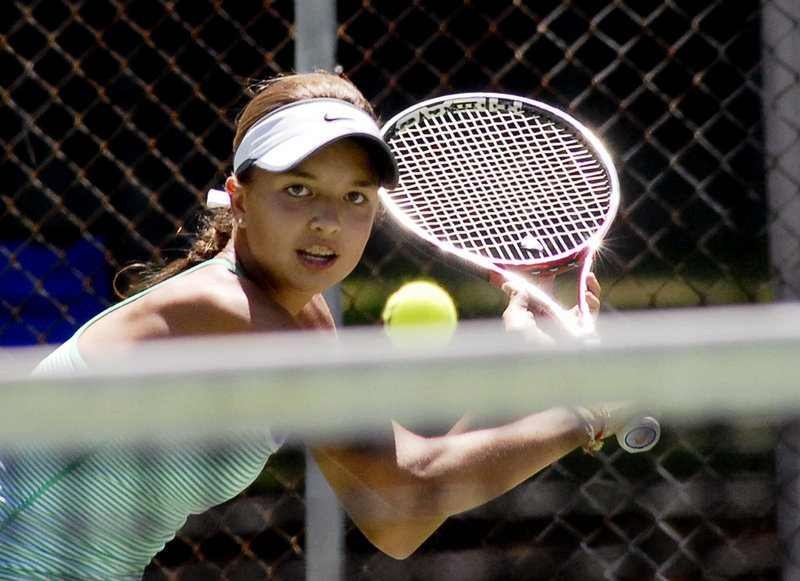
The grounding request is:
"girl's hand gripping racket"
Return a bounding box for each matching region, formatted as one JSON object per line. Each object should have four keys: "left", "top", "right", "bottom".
{"left": 379, "top": 93, "right": 659, "bottom": 453}
{"left": 378, "top": 93, "right": 619, "bottom": 338}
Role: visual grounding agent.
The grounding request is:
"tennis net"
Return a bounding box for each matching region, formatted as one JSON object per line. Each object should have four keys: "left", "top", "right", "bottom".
{"left": 2, "top": 303, "right": 799, "bottom": 580}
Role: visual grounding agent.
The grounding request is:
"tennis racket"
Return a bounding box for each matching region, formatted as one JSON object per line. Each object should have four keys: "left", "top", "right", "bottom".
{"left": 379, "top": 92, "right": 659, "bottom": 453}
{"left": 379, "top": 92, "right": 618, "bottom": 338}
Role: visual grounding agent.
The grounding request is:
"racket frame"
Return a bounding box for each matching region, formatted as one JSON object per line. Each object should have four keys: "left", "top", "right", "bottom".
{"left": 378, "top": 93, "right": 620, "bottom": 337}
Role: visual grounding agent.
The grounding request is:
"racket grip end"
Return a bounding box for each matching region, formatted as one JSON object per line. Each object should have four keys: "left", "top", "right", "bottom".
{"left": 617, "top": 415, "right": 660, "bottom": 453}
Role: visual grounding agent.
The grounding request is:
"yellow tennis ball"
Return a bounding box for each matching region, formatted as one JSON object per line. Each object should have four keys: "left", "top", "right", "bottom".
{"left": 382, "top": 281, "right": 458, "bottom": 347}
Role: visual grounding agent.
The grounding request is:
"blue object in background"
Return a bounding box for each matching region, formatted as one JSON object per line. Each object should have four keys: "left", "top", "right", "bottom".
{"left": 0, "top": 239, "right": 110, "bottom": 345}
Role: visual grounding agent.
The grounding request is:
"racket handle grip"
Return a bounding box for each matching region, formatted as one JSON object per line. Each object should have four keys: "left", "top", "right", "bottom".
{"left": 617, "top": 415, "right": 660, "bottom": 453}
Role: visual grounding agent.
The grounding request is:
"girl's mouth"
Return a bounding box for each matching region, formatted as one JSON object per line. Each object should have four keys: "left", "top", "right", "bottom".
{"left": 298, "top": 245, "right": 338, "bottom": 268}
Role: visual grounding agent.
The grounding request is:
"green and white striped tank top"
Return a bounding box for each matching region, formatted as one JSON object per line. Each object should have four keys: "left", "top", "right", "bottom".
{"left": 1, "top": 258, "right": 283, "bottom": 580}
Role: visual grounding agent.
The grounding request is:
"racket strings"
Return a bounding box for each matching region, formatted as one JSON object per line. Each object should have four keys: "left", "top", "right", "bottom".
{"left": 386, "top": 107, "right": 612, "bottom": 266}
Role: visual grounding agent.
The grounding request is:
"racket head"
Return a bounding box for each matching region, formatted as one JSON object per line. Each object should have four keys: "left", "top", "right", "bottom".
{"left": 379, "top": 93, "right": 620, "bottom": 276}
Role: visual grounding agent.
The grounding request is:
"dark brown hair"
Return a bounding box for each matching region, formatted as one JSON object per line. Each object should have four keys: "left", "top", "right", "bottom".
{"left": 117, "top": 71, "right": 375, "bottom": 297}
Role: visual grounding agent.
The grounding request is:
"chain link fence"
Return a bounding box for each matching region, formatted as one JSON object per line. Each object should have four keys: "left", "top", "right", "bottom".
{"left": 2, "top": 0, "right": 797, "bottom": 579}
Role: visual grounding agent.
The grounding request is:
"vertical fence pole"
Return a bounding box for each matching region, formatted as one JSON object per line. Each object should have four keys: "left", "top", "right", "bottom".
{"left": 763, "top": 0, "right": 800, "bottom": 300}
{"left": 294, "top": 2, "right": 345, "bottom": 581}
{"left": 304, "top": 448, "right": 345, "bottom": 581}
{"left": 762, "top": 1, "right": 800, "bottom": 579}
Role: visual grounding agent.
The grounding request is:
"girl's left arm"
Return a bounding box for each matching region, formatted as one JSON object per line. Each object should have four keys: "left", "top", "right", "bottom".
{"left": 311, "top": 405, "right": 608, "bottom": 559}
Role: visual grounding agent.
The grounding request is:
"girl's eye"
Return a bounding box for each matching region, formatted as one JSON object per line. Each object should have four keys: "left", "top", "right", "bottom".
{"left": 286, "top": 185, "right": 311, "bottom": 198}
{"left": 345, "top": 191, "right": 367, "bottom": 205}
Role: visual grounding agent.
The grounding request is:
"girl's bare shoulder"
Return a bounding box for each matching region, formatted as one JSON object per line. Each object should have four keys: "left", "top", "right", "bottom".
{"left": 159, "top": 264, "right": 337, "bottom": 333}
{"left": 77, "top": 262, "right": 301, "bottom": 365}
{"left": 152, "top": 262, "right": 299, "bottom": 334}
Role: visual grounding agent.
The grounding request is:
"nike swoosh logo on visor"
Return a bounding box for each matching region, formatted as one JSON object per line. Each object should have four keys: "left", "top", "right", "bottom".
{"left": 324, "top": 114, "right": 351, "bottom": 122}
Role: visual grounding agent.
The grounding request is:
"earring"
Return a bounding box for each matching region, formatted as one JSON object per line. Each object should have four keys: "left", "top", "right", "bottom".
{"left": 237, "top": 217, "right": 244, "bottom": 225}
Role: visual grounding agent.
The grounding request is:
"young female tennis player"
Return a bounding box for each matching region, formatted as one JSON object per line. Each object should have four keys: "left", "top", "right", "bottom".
{"left": 3, "top": 71, "right": 629, "bottom": 579}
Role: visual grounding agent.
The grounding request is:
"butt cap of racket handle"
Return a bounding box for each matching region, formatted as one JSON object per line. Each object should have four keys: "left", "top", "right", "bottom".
{"left": 617, "top": 415, "right": 660, "bottom": 453}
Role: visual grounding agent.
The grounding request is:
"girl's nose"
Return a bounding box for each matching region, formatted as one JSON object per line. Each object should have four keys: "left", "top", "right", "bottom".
{"left": 310, "top": 199, "right": 341, "bottom": 234}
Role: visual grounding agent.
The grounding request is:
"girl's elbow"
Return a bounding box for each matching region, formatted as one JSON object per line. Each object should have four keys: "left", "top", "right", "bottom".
{"left": 357, "top": 518, "right": 443, "bottom": 560}
{"left": 376, "top": 539, "right": 422, "bottom": 560}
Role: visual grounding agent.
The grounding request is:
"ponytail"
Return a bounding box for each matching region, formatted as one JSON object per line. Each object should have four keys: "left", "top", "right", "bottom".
{"left": 114, "top": 208, "right": 233, "bottom": 298}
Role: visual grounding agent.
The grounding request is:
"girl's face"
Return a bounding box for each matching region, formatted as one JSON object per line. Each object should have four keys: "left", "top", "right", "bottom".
{"left": 229, "top": 139, "right": 381, "bottom": 314}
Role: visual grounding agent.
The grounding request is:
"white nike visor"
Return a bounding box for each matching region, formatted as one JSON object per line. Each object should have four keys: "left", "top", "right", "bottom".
{"left": 233, "top": 98, "right": 399, "bottom": 189}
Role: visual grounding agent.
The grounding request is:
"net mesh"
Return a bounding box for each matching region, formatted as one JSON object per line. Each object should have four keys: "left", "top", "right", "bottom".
{"left": 2, "top": 0, "right": 798, "bottom": 579}
{"left": 3, "top": 313, "right": 794, "bottom": 581}
{"left": 381, "top": 97, "right": 614, "bottom": 267}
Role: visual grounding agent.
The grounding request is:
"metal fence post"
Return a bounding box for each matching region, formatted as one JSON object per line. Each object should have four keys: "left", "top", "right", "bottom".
{"left": 762, "top": 1, "right": 800, "bottom": 579}
{"left": 763, "top": 0, "right": 800, "bottom": 300}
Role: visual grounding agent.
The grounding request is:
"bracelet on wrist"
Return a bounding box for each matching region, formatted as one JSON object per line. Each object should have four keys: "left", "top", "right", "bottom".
{"left": 575, "top": 406, "right": 611, "bottom": 455}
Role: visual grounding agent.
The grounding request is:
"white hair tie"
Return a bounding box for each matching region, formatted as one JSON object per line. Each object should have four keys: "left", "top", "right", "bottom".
{"left": 206, "top": 188, "right": 230, "bottom": 209}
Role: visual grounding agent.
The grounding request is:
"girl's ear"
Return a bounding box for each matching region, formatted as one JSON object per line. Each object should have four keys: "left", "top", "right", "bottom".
{"left": 226, "top": 175, "right": 245, "bottom": 218}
